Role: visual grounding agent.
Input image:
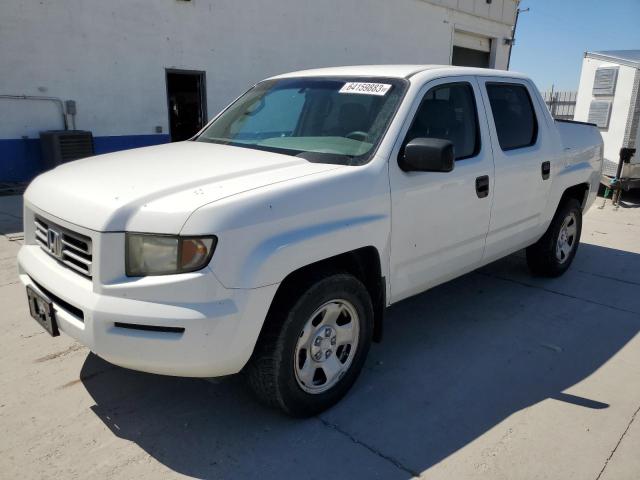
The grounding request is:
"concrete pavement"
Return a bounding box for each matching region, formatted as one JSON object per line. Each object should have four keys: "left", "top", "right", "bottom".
{"left": 0, "top": 192, "right": 639, "bottom": 479}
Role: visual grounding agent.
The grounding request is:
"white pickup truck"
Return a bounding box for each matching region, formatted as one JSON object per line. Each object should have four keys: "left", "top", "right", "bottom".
{"left": 19, "top": 65, "right": 602, "bottom": 416}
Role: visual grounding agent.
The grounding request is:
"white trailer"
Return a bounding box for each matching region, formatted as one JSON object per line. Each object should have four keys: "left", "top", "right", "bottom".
{"left": 574, "top": 50, "right": 640, "bottom": 187}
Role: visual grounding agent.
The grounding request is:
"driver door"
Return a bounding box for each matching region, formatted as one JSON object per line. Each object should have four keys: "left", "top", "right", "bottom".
{"left": 389, "top": 76, "right": 494, "bottom": 302}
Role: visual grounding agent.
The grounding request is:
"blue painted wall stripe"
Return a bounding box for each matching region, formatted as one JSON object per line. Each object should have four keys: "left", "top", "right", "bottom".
{"left": 93, "top": 134, "right": 170, "bottom": 155}
{"left": 0, "top": 138, "right": 42, "bottom": 183}
{"left": 0, "top": 134, "right": 170, "bottom": 182}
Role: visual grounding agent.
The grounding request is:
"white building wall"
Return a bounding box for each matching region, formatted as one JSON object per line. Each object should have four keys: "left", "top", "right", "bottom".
{"left": 0, "top": 0, "right": 516, "bottom": 180}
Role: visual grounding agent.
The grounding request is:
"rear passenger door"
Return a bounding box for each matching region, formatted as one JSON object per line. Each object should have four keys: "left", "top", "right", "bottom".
{"left": 389, "top": 77, "right": 494, "bottom": 302}
{"left": 478, "top": 78, "right": 554, "bottom": 262}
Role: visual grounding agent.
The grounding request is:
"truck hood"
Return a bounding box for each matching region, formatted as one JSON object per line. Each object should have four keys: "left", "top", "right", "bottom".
{"left": 25, "top": 141, "right": 343, "bottom": 233}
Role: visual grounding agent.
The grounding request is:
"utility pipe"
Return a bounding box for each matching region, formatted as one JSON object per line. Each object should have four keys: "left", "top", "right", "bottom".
{"left": 0, "top": 94, "right": 68, "bottom": 130}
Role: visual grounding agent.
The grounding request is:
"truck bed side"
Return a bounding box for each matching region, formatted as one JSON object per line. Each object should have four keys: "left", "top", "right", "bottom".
{"left": 540, "top": 120, "right": 603, "bottom": 225}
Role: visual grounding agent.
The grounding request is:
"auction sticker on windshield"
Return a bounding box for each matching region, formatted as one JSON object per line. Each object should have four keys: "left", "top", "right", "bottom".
{"left": 339, "top": 82, "right": 392, "bottom": 96}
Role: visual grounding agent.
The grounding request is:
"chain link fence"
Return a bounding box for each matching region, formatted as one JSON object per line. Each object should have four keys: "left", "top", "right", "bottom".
{"left": 542, "top": 90, "right": 577, "bottom": 120}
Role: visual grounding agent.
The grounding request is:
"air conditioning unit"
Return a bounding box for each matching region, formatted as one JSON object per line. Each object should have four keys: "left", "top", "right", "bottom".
{"left": 39, "top": 130, "right": 94, "bottom": 171}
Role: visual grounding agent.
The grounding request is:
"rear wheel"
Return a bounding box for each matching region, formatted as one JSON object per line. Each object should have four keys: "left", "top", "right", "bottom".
{"left": 245, "top": 273, "right": 373, "bottom": 417}
{"left": 526, "top": 198, "right": 582, "bottom": 277}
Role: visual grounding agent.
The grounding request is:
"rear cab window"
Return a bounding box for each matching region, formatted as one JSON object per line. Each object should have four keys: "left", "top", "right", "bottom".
{"left": 485, "top": 82, "right": 538, "bottom": 151}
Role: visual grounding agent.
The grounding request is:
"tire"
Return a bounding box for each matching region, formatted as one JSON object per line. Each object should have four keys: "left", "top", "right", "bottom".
{"left": 245, "top": 273, "right": 373, "bottom": 417}
{"left": 526, "top": 198, "right": 582, "bottom": 277}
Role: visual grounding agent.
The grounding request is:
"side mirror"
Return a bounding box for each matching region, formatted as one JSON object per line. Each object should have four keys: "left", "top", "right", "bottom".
{"left": 399, "top": 138, "right": 455, "bottom": 173}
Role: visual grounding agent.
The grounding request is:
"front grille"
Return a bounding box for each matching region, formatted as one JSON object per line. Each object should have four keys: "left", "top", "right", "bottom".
{"left": 34, "top": 216, "right": 93, "bottom": 278}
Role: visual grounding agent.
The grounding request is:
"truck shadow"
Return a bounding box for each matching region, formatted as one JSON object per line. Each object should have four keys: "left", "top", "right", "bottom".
{"left": 80, "top": 242, "right": 640, "bottom": 479}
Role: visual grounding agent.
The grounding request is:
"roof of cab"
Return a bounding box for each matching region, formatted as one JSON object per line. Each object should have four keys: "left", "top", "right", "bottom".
{"left": 268, "top": 65, "right": 528, "bottom": 81}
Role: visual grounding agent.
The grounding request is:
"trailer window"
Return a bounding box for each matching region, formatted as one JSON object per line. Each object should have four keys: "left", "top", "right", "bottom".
{"left": 486, "top": 83, "right": 538, "bottom": 151}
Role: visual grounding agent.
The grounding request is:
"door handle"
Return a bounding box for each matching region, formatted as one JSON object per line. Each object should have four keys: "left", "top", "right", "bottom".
{"left": 541, "top": 161, "right": 551, "bottom": 180}
{"left": 475, "top": 175, "right": 489, "bottom": 198}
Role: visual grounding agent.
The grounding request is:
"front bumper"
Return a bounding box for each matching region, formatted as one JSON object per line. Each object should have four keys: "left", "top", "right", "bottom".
{"left": 18, "top": 244, "right": 278, "bottom": 377}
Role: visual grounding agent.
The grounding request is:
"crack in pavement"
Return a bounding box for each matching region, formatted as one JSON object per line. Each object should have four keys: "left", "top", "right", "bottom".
{"left": 0, "top": 232, "right": 24, "bottom": 243}
{"left": 477, "top": 272, "right": 640, "bottom": 318}
{"left": 577, "top": 269, "right": 640, "bottom": 288}
{"left": 34, "top": 343, "right": 85, "bottom": 363}
{"left": 59, "top": 365, "right": 119, "bottom": 389}
{"left": 318, "top": 416, "right": 419, "bottom": 477}
{"left": 595, "top": 403, "right": 640, "bottom": 480}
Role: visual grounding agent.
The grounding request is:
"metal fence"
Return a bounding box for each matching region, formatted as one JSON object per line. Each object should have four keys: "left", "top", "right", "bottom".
{"left": 542, "top": 90, "right": 577, "bottom": 120}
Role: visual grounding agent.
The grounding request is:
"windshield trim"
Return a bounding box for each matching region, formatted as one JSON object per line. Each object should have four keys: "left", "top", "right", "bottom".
{"left": 194, "top": 75, "right": 409, "bottom": 166}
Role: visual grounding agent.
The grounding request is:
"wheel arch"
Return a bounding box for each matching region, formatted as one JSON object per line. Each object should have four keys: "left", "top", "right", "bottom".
{"left": 257, "top": 246, "right": 385, "bottom": 347}
{"left": 559, "top": 182, "right": 590, "bottom": 211}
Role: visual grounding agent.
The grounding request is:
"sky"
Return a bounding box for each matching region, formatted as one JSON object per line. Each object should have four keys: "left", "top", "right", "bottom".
{"left": 509, "top": 0, "right": 640, "bottom": 93}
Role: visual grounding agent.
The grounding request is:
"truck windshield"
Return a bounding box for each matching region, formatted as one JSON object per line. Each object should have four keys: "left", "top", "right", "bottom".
{"left": 196, "top": 77, "right": 407, "bottom": 165}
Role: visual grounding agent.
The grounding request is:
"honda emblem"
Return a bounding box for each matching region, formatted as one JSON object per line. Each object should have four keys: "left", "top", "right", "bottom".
{"left": 47, "top": 228, "right": 62, "bottom": 258}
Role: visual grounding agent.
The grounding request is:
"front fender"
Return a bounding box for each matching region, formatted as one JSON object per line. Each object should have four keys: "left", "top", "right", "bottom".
{"left": 180, "top": 162, "right": 392, "bottom": 288}
{"left": 236, "top": 214, "right": 387, "bottom": 288}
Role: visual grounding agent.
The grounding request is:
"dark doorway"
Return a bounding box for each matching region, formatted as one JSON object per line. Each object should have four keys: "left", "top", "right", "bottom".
{"left": 166, "top": 69, "right": 207, "bottom": 142}
{"left": 452, "top": 46, "right": 490, "bottom": 68}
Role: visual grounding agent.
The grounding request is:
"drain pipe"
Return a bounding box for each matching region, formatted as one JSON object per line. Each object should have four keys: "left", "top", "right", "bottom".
{"left": 507, "top": 6, "right": 529, "bottom": 70}
{"left": 0, "top": 94, "right": 68, "bottom": 130}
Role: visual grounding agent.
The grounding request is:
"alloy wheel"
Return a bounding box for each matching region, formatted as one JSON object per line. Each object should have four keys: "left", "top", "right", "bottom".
{"left": 294, "top": 299, "right": 360, "bottom": 394}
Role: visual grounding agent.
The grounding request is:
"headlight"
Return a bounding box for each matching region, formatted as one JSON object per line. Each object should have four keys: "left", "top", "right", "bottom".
{"left": 126, "top": 234, "right": 217, "bottom": 276}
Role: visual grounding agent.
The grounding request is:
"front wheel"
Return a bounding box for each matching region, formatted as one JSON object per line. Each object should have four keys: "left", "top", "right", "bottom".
{"left": 245, "top": 273, "right": 373, "bottom": 417}
{"left": 526, "top": 198, "right": 582, "bottom": 277}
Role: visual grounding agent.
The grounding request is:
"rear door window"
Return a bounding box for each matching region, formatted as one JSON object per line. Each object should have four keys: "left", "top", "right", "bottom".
{"left": 486, "top": 83, "right": 538, "bottom": 151}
